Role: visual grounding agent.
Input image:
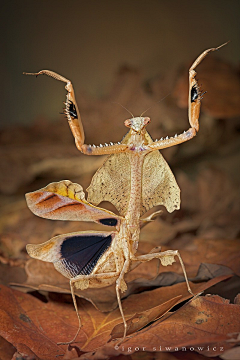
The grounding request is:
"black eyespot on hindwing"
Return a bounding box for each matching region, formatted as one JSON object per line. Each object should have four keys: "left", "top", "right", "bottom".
{"left": 58, "top": 233, "right": 113, "bottom": 277}
{"left": 191, "top": 85, "right": 199, "bottom": 103}
{"left": 98, "top": 218, "right": 118, "bottom": 227}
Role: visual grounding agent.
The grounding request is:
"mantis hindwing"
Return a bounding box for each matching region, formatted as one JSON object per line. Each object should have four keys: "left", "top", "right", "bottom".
{"left": 24, "top": 43, "right": 227, "bottom": 345}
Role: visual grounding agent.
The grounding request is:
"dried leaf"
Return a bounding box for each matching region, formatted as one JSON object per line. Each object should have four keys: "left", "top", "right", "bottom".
{"left": 110, "top": 295, "right": 182, "bottom": 338}
{"left": 1, "top": 276, "right": 234, "bottom": 358}
{"left": 0, "top": 336, "right": 16, "bottom": 360}
{"left": 108, "top": 275, "right": 232, "bottom": 341}
{"left": 93, "top": 350, "right": 220, "bottom": 360}
{"left": 104, "top": 295, "right": 240, "bottom": 359}
{"left": 0, "top": 285, "right": 65, "bottom": 359}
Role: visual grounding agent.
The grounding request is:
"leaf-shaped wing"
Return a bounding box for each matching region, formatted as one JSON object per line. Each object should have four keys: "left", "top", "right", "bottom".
{"left": 141, "top": 150, "right": 180, "bottom": 215}
{"left": 87, "top": 153, "right": 131, "bottom": 216}
{"left": 26, "top": 231, "right": 115, "bottom": 279}
{"left": 87, "top": 130, "right": 180, "bottom": 216}
{"left": 26, "top": 180, "right": 121, "bottom": 226}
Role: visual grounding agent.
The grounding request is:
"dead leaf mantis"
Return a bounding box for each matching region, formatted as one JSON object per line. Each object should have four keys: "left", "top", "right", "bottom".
{"left": 24, "top": 43, "right": 227, "bottom": 345}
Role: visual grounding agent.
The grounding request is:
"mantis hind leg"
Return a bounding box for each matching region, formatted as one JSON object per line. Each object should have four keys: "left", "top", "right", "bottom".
{"left": 57, "top": 271, "right": 120, "bottom": 346}
{"left": 57, "top": 278, "right": 83, "bottom": 346}
{"left": 115, "top": 258, "right": 130, "bottom": 341}
{"left": 131, "top": 249, "right": 194, "bottom": 296}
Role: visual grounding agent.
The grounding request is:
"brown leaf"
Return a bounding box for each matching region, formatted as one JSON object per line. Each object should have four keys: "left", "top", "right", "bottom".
{"left": 0, "top": 336, "right": 16, "bottom": 360}
{"left": 1, "top": 276, "right": 232, "bottom": 358}
{"left": 0, "top": 285, "right": 65, "bottom": 359}
{"left": 110, "top": 295, "right": 182, "bottom": 339}
{"left": 107, "top": 295, "right": 240, "bottom": 358}
{"left": 82, "top": 346, "right": 223, "bottom": 360}
{"left": 108, "top": 275, "right": 232, "bottom": 340}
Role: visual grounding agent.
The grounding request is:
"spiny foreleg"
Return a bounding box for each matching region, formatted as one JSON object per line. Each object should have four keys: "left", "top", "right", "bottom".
{"left": 23, "top": 70, "right": 127, "bottom": 156}
{"left": 148, "top": 43, "right": 228, "bottom": 152}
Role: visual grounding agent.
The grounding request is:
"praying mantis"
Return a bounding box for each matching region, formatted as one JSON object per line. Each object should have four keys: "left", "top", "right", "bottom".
{"left": 24, "top": 43, "right": 227, "bottom": 345}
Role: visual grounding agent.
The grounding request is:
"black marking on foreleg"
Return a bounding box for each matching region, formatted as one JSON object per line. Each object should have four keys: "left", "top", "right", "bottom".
{"left": 62, "top": 100, "right": 78, "bottom": 119}
{"left": 191, "top": 84, "right": 199, "bottom": 103}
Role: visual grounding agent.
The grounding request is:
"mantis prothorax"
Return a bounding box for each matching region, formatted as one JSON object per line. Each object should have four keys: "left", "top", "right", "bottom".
{"left": 24, "top": 43, "right": 227, "bottom": 345}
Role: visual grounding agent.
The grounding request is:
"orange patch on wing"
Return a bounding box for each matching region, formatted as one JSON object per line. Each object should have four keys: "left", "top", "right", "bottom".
{"left": 27, "top": 192, "right": 42, "bottom": 203}
{"left": 48, "top": 203, "right": 85, "bottom": 213}
{"left": 41, "top": 241, "right": 55, "bottom": 254}
{"left": 37, "top": 194, "right": 58, "bottom": 206}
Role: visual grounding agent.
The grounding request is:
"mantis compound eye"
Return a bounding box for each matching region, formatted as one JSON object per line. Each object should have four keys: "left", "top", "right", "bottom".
{"left": 124, "top": 119, "right": 132, "bottom": 128}
{"left": 143, "top": 117, "right": 151, "bottom": 126}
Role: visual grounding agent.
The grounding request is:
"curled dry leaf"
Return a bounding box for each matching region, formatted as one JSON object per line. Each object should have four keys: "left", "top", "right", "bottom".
{"left": 0, "top": 262, "right": 27, "bottom": 287}
{"left": 110, "top": 295, "right": 183, "bottom": 339}
{"left": 1, "top": 276, "right": 232, "bottom": 359}
{"left": 177, "top": 167, "right": 240, "bottom": 241}
{"left": 112, "top": 294, "right": 240, "bottom": 358}
{"left": 89, "top": 295, "right": 240, "bottom": 360}
{"left": 109, "top": 275, "right": 232, "bottom": 339}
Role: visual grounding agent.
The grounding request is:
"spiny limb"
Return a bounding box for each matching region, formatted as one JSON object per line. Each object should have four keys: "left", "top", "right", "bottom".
{"left": 24, "top": 69, "right": 85, "bottom": 147}
{"left": 24, "top": 70, "right": 129, "bottom": 156}
{"left": 131, "top": 249, "right": 194, "bottom": 296}
{"left": 188, "top": 42, "right": 228, "bottom": 132}
{"left": 23, "top": 69, "right": 70, "bottom": 83}
{"left": 81, "top": 143, "right": 128, "bottom": 155}
{"left": 148, "top": 42, "right": 228, "bottom": 151}
{"left": 69, "top": 123, "right": 128, "bottom": 155}
{"left": 189, "top": 42, "right": 229, "bottom": 73}
{"left": 148, "top": 127, "right": 196, "bottom": 151}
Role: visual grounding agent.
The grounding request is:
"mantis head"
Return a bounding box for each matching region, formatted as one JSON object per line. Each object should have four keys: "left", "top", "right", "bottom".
{"left": 124, "top": 117, "right": 150, "bottom": 133}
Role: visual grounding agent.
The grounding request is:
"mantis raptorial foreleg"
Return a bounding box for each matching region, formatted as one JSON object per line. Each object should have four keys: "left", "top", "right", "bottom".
{"left": 24, "top": 43, "right": 227, "bottom": 156}
{"left": 148, "top": 42, "right": 228, "bottom": 151}
{"left": 23, "top": 70, "right": 127, "bottom": 155}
